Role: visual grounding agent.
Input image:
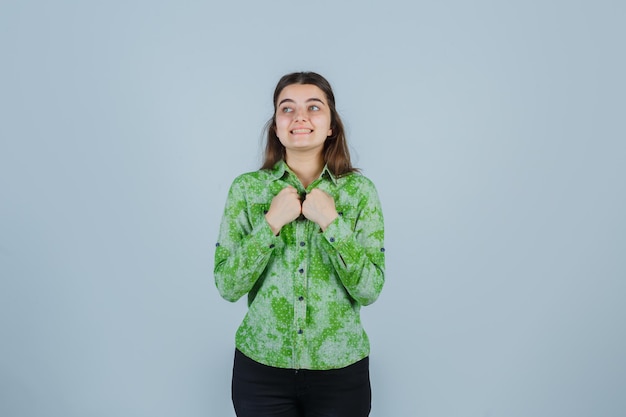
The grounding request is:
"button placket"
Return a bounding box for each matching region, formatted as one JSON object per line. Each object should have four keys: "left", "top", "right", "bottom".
{"left": 293, "top": 218, "right": 308, "bottom": 367}
{"left": 294, "top": 266, "right": 308, "bottom": 330}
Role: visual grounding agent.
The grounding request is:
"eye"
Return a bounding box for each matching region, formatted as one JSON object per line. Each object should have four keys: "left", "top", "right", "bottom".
{"left": 309, "top": 105, "right": 320, "bottom": 111}
{"left": 281, "top": 106, "right": 293, "bottom": 113}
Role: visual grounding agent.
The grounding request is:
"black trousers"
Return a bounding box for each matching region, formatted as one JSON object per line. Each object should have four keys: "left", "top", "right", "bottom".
{"left": 232, "top": 349, "right": 371, "bottom": 417}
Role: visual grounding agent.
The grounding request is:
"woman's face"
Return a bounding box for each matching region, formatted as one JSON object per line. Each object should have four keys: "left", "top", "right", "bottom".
{"left": 274, "top": 83, "right": 333, "bottom": 157}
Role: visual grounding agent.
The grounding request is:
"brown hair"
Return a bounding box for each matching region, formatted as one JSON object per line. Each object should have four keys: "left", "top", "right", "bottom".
{"left": 261, "top": 72, "right": 358, "bottom": 176}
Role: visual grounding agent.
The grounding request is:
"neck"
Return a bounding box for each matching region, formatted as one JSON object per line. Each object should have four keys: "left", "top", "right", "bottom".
{"left": 285, "top": 151, "right": 324, "bottom": 188}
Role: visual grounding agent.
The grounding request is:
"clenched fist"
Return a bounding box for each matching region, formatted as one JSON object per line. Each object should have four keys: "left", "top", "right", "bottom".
{"left": 265, "top": 186, "right": 302, "bottom": 235}
{"left": 302, "top": 188, "right": 338, "bottom": 231}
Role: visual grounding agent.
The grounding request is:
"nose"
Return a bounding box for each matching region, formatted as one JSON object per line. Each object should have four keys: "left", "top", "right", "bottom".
{"left": 294, "top": 107, "right": 308, "bottom": 122}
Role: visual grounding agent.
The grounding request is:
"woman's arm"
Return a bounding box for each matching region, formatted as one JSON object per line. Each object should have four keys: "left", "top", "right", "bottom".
{"left": 214, "top": 177, "right": 278, "bottom": 302}
{"left": 321, "top": 178, "right": 385, "bottom": 306}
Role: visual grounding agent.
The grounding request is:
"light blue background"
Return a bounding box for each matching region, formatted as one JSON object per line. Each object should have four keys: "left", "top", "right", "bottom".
{"left": 1, "top": 1, "right": 625, "bottom": 416}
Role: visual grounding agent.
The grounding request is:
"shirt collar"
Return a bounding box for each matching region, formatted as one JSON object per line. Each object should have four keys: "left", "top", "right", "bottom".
{"left": 320, "top": 164, "right": 337, "bottom": 185}
{"left": 270, "top": 160, "right": 338, "bottom": 185}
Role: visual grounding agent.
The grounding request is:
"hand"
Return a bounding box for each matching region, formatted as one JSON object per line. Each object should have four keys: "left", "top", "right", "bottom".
{"left": 302, "top": 188, "right": 338, "bottom": 231}
{"left": 265, "top": 186, "right": 302, "bottom": 235}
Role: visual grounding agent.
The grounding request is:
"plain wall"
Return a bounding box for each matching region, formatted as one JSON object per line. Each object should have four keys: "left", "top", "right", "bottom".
{"left": 1, "top": 1, "right": 624, "bottom": 416}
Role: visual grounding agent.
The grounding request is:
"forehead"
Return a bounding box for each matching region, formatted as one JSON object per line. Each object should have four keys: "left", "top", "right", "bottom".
{"left": 276, "top": 84, "right": 328, "bottom": 103}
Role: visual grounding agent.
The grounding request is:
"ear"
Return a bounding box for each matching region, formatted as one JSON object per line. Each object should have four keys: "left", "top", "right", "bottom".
{"left": 327, "top": 128, "right": 333, "bottom": 137}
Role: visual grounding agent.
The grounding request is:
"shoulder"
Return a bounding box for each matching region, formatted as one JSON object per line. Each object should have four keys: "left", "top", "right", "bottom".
{"left": 230, "top": 169, "right": 275, "bottom": 189}
{"left": 333, "top": 172, "right": 382, "bottom": 209}
{"left": 223, "top": 170, "right": 276, "bottom": 202}
{"left": 337, "top": 171, "right": 379, "bottom": 193}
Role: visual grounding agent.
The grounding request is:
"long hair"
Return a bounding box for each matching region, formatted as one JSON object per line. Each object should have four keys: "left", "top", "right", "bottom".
{"left": 261, "top": 72, "right": 358, "bottom": 176}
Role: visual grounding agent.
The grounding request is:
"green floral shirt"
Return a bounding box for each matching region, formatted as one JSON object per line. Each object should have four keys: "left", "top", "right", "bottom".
{"left": 214, "top": 160, "right": 385, "bottom": 370}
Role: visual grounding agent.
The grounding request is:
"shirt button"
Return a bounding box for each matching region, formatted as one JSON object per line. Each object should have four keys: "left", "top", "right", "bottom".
{"left": 300, "top": 241, "right": 305, "bottom": 247}
{"left": 298, "top": 329, "right": 303, "bottom": 334}
{"left": 298, "top": 296, "right": 304, "bottom": 301}
{"left": 215, "top": 243, "right": 220, "bottom": 247}
{"left": 329, "top": 237, "right": 335, "bottom": 243}
{"left": 269, "top": 244, "right": 275, "bottom": 249}
{"left": 380, "top": 247, "right": 385, "bottom": 252}
{"left": 298, "top": 268, "right": 304, "bottom": 274}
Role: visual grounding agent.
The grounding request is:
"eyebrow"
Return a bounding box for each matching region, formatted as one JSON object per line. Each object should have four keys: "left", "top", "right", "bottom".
{"left": 278, "top": 97, "right": 325, "bottom": 106}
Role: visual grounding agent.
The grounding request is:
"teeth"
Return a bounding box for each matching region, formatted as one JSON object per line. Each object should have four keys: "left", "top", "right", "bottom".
{"left": 292, "top": 129, "right": 312, "bottom": 134}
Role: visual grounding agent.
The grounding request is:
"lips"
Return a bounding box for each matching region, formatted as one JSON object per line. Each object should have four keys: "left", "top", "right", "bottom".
{"left": 291, "top": 128, "right": 313, "bottom": 134}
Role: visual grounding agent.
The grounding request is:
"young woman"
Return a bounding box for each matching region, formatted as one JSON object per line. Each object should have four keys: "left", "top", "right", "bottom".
{"left": 214, "top": 72, "right": 385, "bottom": 417}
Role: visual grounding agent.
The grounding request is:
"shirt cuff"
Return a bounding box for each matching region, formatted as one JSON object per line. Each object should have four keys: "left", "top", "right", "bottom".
{"left": 254, "top": 219, "right": 281, "bottom": 251}
{"left": 322, "top": 216, "right": 353, "bottom": 249}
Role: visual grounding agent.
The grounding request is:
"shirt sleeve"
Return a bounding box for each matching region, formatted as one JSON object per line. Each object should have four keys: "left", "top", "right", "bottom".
{"left": 321, "top": 178, "right": 385, "bottom": 306}
{"left": 214, "top": 176, "right": 278, "bottom": 302}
